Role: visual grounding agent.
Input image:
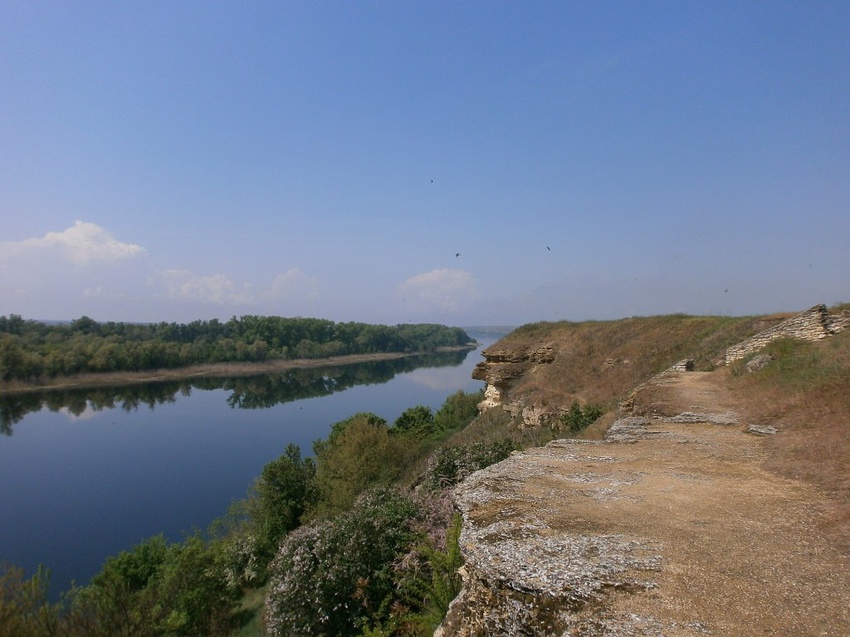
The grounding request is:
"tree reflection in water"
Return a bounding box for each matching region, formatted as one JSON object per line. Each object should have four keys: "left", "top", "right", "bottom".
{"left": 0, "top": 350, "right": 469, "bottom": 435}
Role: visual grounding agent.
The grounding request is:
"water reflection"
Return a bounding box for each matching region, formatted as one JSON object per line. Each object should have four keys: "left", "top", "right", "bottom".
{"left": 0, "top": 349, "right": 469, "bottom": 434}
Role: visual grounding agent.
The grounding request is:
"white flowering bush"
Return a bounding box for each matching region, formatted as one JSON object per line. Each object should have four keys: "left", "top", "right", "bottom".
{"left": 264, "top": 487, "right": 418, "bottom": 636}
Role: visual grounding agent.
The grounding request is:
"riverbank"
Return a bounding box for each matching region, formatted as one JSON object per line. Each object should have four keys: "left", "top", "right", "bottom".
{"left": 0, "top": 346, "right": 475, "bottom": 395}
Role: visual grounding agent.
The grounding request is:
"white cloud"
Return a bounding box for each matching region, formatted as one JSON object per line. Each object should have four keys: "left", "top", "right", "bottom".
{"left": 265, "top": 268, "right": 319, "bottom": 301}
{"left": 159, "top": 269, "right": 253, "bottom": 304}
{"left": 157, "top": 267, "right": 319, "bottom": 308}
{"left": 0, "top": 221, "right": 326, "bottom": 320}
{"left": 398, "top": 268, "right": 479, "bottom": 313}
{"left": 0, "top": 220, "right": 146, "bottom": 265}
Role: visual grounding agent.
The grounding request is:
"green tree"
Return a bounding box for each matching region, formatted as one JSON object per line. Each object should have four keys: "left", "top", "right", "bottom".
{"left": 393, "top": 405, "right": 436, "bottom": 439}
{"left": 559, "top": 402, "right": 603, "bottom": 433}
{"left": 313, "top": 413, "right": 408, "bottom": 515}
{"left": 0, "top": 336, "right": 25, "bottom": 381}
{"left": 0, "top": 563, "right": 60, "bottom": 637}
{"left": 251, "top": 443, "right": 316, "bottom": 566}
{"left": 64, "top": 533, "right": 237, "bottom": 637}
{"left": 433, "top": 390, "right": 484, "bottom": 434}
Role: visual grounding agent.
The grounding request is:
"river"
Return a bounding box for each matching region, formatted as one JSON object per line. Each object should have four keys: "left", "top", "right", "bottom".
{"left": 0, "top": 332, "right": 503, "bottom": 596}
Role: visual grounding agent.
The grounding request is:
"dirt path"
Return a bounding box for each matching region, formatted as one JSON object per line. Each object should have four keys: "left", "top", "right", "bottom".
{"left": 445, "top": 369, "right": 850, "bottom": 636}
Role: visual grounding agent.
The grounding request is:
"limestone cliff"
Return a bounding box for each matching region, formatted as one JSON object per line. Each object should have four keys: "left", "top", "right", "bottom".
{"left": 471, "top": 343, "right": 556, "bottom": 425}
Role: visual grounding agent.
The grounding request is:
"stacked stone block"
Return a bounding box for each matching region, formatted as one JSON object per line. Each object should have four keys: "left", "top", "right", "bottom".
{"left": 725, "top": 304, "right": 846, "bottom": 364}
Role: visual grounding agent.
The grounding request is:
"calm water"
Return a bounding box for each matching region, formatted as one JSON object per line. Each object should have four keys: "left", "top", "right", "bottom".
{"left": 0, "top": 336, "right": 498, "bottom": 595}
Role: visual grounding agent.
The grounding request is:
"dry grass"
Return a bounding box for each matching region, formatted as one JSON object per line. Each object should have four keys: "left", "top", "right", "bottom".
{"left": 728, "top": 330, "right": 850, "bottom": 552}
{"left": 478, "top": 307, "right": 850, "bottom": 553}
{"left": 494, "top": 313, "right": 781, "bottom": 414}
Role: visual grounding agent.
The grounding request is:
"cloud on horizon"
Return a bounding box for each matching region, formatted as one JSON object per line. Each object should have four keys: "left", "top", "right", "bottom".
{"left": 158, "top": 267, "right": 319, "bottom": 307}
{"left": 0, "top": 220, "right": 147, "bottom": 265}
{"left": 0, "top": 221, "right": 323, "bottom": 320}
{"left": 397, "top": 268, "right": 479, "bottom": 314}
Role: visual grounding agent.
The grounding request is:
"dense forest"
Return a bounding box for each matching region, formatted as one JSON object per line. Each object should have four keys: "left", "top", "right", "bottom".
{"left": 0, "top": 315, "right": 473, "bottom": 382}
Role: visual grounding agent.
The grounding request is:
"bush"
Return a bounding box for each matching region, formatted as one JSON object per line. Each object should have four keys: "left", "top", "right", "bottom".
{"left": 421, "top": 439, "right": 515, "bottom": 491}
{"left": 393, "top": 405, "right": 436, "bottom": 439}
{"left": 433, "top": 390, "right": 483, "bottom": 434}
{"left": 64, "top": 534, "right": 237, "bottom": 637}
{"left": 313, "top": 413, "right": 410, "bottom": 515}
{"left": 558, "top": 402, "right": 603, "bottom": 433}
{"left": 265, "top": 488, "right": 418, "bottom": 636}
{"left": 0, "top": 563, "right": 60, "bottom": 637}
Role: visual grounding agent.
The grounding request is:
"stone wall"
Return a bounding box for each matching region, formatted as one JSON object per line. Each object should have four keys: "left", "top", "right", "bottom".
{"left": 725, "top": 304, "right": 847, "bottom": 364}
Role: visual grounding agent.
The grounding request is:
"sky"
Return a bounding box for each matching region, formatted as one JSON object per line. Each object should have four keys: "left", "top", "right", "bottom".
{"left": 1, "top": 1, "right": 848, "bottom": 327}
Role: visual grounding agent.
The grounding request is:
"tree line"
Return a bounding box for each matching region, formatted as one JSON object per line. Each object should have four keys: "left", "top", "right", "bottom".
{"left": 0, "top": 315, "right": 474, "bottom": 382}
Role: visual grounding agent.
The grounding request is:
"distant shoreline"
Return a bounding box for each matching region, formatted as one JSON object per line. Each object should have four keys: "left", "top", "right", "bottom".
{"left": 0, "top": 346, "right": 476, "bottom": 396}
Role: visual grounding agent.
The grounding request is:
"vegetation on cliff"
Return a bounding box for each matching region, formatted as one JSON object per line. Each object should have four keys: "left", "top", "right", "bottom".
{"left": 475, "top": 312, "right": 808, "bottom": 432}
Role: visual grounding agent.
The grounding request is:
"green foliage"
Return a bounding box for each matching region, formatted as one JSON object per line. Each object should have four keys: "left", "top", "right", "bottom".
{"left": 0, "top": 315, "right": 473, "bottom": 381}
{"left": 313, "top": 413, "right": 411, "bottom": 515}
{"left": 0, "top": 563, "right": 60, "bottom": 637}
{"left": 91, "top": 534, "right": 169, "bottom": 592}
{"left": 558, "top": 402, "right": 603, "bottom": 433}
{"left": 391, "top": 391, "right": 483, "bottom": 444}
{"left": 397, "top": 513, "right": 464, "bottom": 633}
{"left": 64, "top": 533, "right": 238, "bottom": 637}
{"left": 154, "top": 534, "right": 238, "bottom": 636}
{"left": 433, "top": 390, "right": 483, "bottom": 434}
{"left": 265, "top": 488, "right": 418, "bottom": 637}
{"left": 250, "top": 443, "right": 316, "bottom": 567}
{"left": 422, "top": 439, "right": 515, "bottom": 491}
{"left": 393, "top": 405, "right": 436, "bottom": 439}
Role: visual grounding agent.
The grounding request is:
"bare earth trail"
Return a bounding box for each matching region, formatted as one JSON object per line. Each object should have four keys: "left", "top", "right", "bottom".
{"left": 446, "top": 370, "right": 850, "bottom": 636}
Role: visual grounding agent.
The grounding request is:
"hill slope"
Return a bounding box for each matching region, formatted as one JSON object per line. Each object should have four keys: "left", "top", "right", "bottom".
{"left": 442, "top": 305, "right": 850, "bottom": 636}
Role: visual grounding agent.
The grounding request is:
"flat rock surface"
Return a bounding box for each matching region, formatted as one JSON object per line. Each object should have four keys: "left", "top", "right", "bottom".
{"left": 445, "top": 371, "right": 850, "bottom": 636}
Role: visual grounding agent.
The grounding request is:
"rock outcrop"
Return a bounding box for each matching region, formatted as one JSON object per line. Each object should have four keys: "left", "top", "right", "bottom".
{"left": 472, "top": 344, "right": 557, "bottom": 425}
{"left": 438, "top": 371, "right": 850, "bottom": 636}
{"left": 725, "top": 304, "right": 848, "bottom": 363}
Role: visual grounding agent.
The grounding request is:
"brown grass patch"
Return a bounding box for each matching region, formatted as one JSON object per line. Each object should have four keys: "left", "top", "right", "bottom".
{"left": 728, "top": 332, "right": 850, "bottom": 553}
{"left": 491, "top": 313, "right": 779, "bottom": 417}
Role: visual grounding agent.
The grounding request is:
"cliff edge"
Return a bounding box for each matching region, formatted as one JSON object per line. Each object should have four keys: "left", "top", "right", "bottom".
{"left": 441, "top": 306, "right": 850, "bottom": 636}
{"left": 441, "top": 369, "right": 849, "bottom": 636}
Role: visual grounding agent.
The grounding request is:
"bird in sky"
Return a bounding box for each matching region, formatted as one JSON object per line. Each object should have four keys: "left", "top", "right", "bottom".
{"left": 456, "top": 252, "right": 461, "bottom": 257}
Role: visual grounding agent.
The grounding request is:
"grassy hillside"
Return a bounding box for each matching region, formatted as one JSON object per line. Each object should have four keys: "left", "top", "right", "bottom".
{"left": 476, "top": 305, "right": 850, "bottom": 554}
{"left": 726, "top": 313, "right": 850, "bottom": 552}
{"left": 491, "top": 312, "right": 791, "bottom": 412}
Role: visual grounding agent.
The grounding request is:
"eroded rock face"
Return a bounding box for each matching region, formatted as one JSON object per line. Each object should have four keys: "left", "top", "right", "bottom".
{"left": 472, "top": 344, "right": 556, "bottom": 422}
{"left": 441, "top": 443, "right": 664, "bottom": 635}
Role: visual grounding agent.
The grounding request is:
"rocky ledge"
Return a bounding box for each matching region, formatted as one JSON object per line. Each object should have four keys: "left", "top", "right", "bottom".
{"left": 437, "top": 372, "right": 850, "bottom": 637}
{"left": 471, "top": 344, "right": 556, "bottom": 420}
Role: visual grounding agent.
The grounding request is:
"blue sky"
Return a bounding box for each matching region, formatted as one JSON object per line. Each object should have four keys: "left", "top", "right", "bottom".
{"left": 1, "top": 1, "right": 847, "bottom": 327}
